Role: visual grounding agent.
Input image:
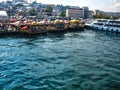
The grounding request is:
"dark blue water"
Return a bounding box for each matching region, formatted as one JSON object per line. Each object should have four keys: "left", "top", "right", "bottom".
{"left": 0, "top": 30, "right": 120, "bottom": 90}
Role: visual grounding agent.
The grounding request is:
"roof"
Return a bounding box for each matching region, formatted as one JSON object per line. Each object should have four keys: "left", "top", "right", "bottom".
{"left": 0, "top": 11, "right": 8, "bottom": 17}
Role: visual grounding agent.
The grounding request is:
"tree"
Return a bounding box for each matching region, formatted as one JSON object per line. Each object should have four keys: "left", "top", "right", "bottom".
{"left": 96, "top": 12, "right": 103, "bottom": 19}
{"left": 28, "top": 8, "right": 37, "bottom": 16}
{"left": 61, "top": 10, "right": 66, "bottom": 17}
{"left": 44, "top": 5, "right": 53, "bottom": 12}
{"left": 93, "top": 12, "right": 107, "bottom": 19}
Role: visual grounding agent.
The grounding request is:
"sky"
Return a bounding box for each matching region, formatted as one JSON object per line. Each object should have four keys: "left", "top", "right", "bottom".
{"left": 1, "top": 0, "right": 120, "bottom": 12}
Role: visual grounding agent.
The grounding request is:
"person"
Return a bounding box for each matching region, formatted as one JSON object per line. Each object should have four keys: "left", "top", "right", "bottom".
{"left": 8, "top": 25, "right": 12, "bottom": 31}
{"left": 0, "top": 23, "right": 3, "bottom": 30}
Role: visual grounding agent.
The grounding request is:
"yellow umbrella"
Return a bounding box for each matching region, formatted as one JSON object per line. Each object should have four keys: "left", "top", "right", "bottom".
{"left": 54, "top": 19, "right": 61, "bottom": 24}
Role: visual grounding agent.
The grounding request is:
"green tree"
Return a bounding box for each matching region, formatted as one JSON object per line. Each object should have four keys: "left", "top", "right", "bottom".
{"left": 96, "top": 12, "right": 103, "bottom": 19}
{"left": 93, "top": 15, "right": 97, "bottom": 19}
{"left": 93, "top": 12, "right": 112, "bottom": 19}
{"left": 44, "top": 5, "right": 53, "bottom": 12}
{"left": 28, "top": 8, "right": 37, "bottom": 16}
{"left": 61, "top": 10, "right": 66, "bottom": 17}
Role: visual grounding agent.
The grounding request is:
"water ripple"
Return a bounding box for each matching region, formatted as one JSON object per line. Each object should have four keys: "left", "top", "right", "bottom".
{"left": 0, "top": 30, "right": 120, "bottom": 90}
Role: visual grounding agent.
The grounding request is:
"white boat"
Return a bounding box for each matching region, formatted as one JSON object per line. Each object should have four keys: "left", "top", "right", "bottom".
{"left": 86, "top": 19, "right": 120, "bottom": 33}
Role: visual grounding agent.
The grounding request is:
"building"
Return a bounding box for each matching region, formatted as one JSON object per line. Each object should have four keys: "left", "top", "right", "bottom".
{"left": 87, "top": 11, "right": 93, "bottom": 19}
{"left": 93, "top": 10, "right": 100, "bottom": 15}
{"left": 66, "top": 8, "right": 84, "bottom": 19}
{"left": 82, "top": 7, "right": 93, "bottom": 19}
{"left": 105, "top": 12, "right": 120, "bottom": 17}
{"left": 53, "top": 5, "right": 62, "bottom": 16}
{"left": 12, "top": 0, "right": 26, "bottom": 3}
{"left": 0, "top": 10, "right": 8, "bottom": 20}
{"left": 12, "top": 0, "right": 27, "bottom": 5}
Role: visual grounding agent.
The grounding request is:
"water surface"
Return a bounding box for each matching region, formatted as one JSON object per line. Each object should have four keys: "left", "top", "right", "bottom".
{"left": 0, "top": 30, "right": 120, "bottom": 90}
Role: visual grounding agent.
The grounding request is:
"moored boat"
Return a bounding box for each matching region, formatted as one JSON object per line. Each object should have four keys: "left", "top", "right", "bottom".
{"left": 0, "top": 19, "right": 85, "bottom": 36}
{"left": 85, "top": 19, "right": 120, "bottom": 33}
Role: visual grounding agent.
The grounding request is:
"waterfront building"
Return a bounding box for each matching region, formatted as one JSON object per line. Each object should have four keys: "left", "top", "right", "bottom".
{"left": 104, "top": 12, "right": 120, "bottom": 17}
{"left": 12, "top": 0, "right": 27, "bottom": 5}
{"left": 82, "top": 7, "right": 93, "bottom": 19}
{"left": 93, "top": 10, "right": 100, "bottom": 16}
{"left": 66, "top": 7, "right": 84, "bottom": 19}
{"left": 39, "top": 11, "right": 57, "bottom": 17}
{"left": 87, "top": 11, "right": 93, "bottom": 19}
{"left": 83, "top": 7, "right": 89, "bottom": 19}
{"left": 0, "top": 10, "right": 8, "bottom": 20}
{"left": 93, "top": 9, "right": 120, "bottom": 18}
{"left": 53, "top": 5, "right": 62, "bottom": 16}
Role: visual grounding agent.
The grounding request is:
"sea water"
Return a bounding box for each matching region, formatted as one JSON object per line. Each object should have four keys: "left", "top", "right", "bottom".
{"left": 0, "top": 30, "right": 120, "bottom": 90}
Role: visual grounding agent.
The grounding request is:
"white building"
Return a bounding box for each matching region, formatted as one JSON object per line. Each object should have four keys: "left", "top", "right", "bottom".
{"left": 12, "top": 0, "right": 27, "bottom": 5}
{"left": 0, "top": 11, "right": 8, "bottom": 20}
{"left": 66, "top": 8, "right": 84, "bottom": 19}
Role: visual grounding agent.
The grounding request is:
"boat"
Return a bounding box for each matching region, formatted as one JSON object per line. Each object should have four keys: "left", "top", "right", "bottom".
{"left": 85, "top": 19, "right": 120, "bottom": 33}
{"left": 20, "top": 24, "right": 47, "bottom": 35}
{"left": 0, "top": 19, "right": 85, "bottom": 36}
{"left": 46, "top": 19, "right": 85, "bottom": 33}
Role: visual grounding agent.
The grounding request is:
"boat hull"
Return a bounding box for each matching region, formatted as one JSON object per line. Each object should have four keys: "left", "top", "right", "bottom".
{"left": 85, "top": 24, "right": 120, "bottom": 33}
